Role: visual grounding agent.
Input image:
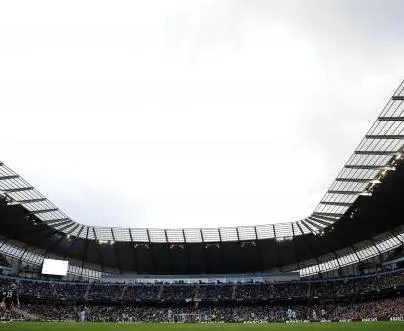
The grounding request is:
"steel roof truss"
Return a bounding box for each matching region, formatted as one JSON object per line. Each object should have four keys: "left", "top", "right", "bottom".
{"left": 312, "top": 212, "right": 345, "bottom": 217}
{"left": 319, "top": 201, "right": 352, "bottom": 207}
{"left": 304, "top": 219, "right": 323, "bottom": 231}
{"left": 43, "top": 218, "right": 70, "bottom": 225}
{"left": 327, "top": 190, "right": 363, "bottom": 195}
{"left": 354, "top": 150, "right": 399, "bottom": 155}
{"left": 30, "top": 208, "right": 59, "bottom": 215}
{"left": 0, "top": 175, "right": 19, "bottom": 181}
{"left": 378, "top": 117, "right": 404, "bottom": 121}
{"left": 13, "top": 198, "right": 47, "bottom": 204}
{"left": 335, "top": 178, "right": 380, "bottom": 183}
{"left": 47, "top": 220, "right": 72, "bottom": 228}
{"left": 0, "top": 187, "right": 33, "bottom": 193}
{"left": 365, "top": 134, "right": 404, "bottom": 139}
{"left": 309, "top": 216, "right": 334, "bottom": 225}
{"left": 344, "top": 165, "right": 395, "bottom": 170}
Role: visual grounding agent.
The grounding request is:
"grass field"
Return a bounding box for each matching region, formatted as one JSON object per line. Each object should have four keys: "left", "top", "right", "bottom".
{"left": 0, "top": 322, "right": 403, "bottom": 331}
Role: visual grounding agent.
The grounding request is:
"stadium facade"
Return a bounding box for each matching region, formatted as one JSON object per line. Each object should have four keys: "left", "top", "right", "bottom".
{"left": 0, "top": 81, "right": 403, "bottom": 280}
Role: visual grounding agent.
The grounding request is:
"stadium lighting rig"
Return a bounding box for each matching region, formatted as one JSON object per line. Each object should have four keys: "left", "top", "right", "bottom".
{"left": 65, "top": 234, "right": 74, "bottom": 241}
{"left": 275, "top": 236, "right": 294, "bottom": 242}
{"left": 97, "top": 239, "right": 115, "bottom": 245}
{"left": 169, "top": 244, "right": 185, "bottom": 249}
{"left": 240, "top": 241, "right": 256, "bottom": 247}
{"left": 0, "top": 193, "right": 13, "bottom": 205}
{"left": 313, "top": 230, "right": 325, "bottom": 236}
{"left": 134, "top": 243, "right": 149, "bottom": 249}
{"left": 205, "top": 243, "right": 220, "bottom": 249}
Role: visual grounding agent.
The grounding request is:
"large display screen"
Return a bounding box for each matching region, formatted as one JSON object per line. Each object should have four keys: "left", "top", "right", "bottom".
{"left": 41, "top": 258, "right": 69, "bottom": 276}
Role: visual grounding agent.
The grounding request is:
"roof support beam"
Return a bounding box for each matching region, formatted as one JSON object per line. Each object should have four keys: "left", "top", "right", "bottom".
{"left": 80, "top": 227, "right": 90, "bottom": 277}
{"left": 309, "top": 216, "right": 334, "bottom": 225}
{"left": 311, "top": 214, "right": 339, "bottom": 223}
{"left": 344, "top": 165, "right": 395, "bottom": 170}
{"left": 378, "top": 117, "right": 404, "bottom": 121}
{"left": 57, "top": 222, "right": 76, "bottom": 232}
{"left": 66, "top": 223, "right": 80, "bottom": 236}
{"left": 273, "top": 225, "right": 283, "bottom": 271}
{"left": 43, "top": 218, "right": 70, "bottom": 225}
{"left": 319, "top": 201, "right": 352, "bottom": 207}
{"left": 30, "top": 208, "right": 58, "bottom": 215}
{"left": 389, "top": 230, "right": 404, "bottom": 245}
{"left": 12, "top": 198, "right": 47, "bottom": 204}
{"left": 92, "top": 227, "right": 105, "bottom": 274}
{"left": 312, "top": 212, "right": 345, "bottom": 217}
{"left": 110, "top": 228, "right": 123, "bottom": 274}
{"left": 392, "top": 96, "right": 404, "bottom": 100}
{"left": 354, "top": 150, "right": 399, "bottom": 155}
{"left": 290, "top": 224, "right": 301, "bottom": 272}
{"left": 49, "top": 220, "right": 73, "bottom": 228}
{"left": 335, "top": 178, "right": 380, "bottom": 183}
{"left": 62, "top": 228, "right": 81, "bottom": 268}
{"left": 365, "top": 134, "right": 404, "bottom": 139}
{"left": 18, "top": 247, "right": 29, "bottom": 264}
{"left": 305, "top": 218, "right": 326, "bottom": 229}
{"left": 183, "top": 228, "right": 193, "bottom": 273}
{"left": 300, "top": 220, "right": 316, "bottom": 233}
{"left": 0, "top": 187, "right": 33, "bottom": 193}
{"left": 327, "top": 190, "right": 364, "bottom": 195}
{"left": 146, "top": 229, "right": 156, "bottom": 273}
{"left": 42, "top": 223, "right": 77, "bottom": 263}
{"left": 253, "top": 227, "right": 264, "bottom": 272}
{"left": 371, "top": 240, "right": 383, "bottom": 258}
{"left": 75, "top": 225, "right": 85, "bottom": 238}
{"left": 129, "top": 229, "right": 139, "bottom": 273}
{"left": 0, "top": 175, "right": 19, "bottom": 181}
{"left": 296, "top": 221, "right": 305, "bottom": 236}
{"left": 297, "top": 222, "right": 321, "bottom": 274}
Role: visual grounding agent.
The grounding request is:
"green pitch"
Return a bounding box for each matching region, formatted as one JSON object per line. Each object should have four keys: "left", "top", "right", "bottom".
{"left": 0, "top": 322, "right": 403, "bottom": 331}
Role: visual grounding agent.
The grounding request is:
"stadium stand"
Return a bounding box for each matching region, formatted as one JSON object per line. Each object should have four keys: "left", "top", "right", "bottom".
{"left": 0, "top": 267, "right": 403, "bottom": 322}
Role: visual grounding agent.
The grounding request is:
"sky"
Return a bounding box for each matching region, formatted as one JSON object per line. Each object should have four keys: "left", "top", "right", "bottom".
{"left": 0, "top": 0, "right": 403, "bottom": 229}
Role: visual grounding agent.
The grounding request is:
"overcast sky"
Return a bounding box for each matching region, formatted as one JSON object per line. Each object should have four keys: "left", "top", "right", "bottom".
{"left": 0, "top": 0, "right": 403, "bottom": 229}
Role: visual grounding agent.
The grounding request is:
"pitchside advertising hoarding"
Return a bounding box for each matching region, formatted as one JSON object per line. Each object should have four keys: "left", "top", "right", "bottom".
{"left": 41, "top": 258, "right": 69, "bottom": 276}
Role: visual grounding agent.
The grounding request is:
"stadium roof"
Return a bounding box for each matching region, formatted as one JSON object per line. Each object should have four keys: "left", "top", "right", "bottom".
{"left": 1, "top": 81, "right": 403, "bottom": 244}
{"left": 0, "top": 80, "right": 403, "bottom": 277}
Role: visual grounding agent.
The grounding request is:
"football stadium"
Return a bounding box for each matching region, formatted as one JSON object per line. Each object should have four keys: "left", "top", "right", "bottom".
{"left": 0, "top": 81, "right": 404, "bottom": 331}
{"left": 1, "top": 1, "right": 404, "bottom": 331}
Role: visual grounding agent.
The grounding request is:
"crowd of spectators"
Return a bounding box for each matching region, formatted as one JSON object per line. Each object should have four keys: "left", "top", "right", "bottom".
{"left": 329, "top": 297, "right": 404, "bottom": 320}
{"left": 17, "top": 297, "right": 404, "bottom": 322}
{"left": 87, "top": 284, "right": 123, "bottom": 301}
{"left": 0, "top": 269, "right": 403, "bottom": 303}
{"left": 235, "top": 283, "right": 309, "bottom": 300}
{"left": 0, "top": 278, "right": 86, "bottom": 300}
{"left": 311, "top": 271, "right": 404, "bottom": 298}
{"left": 200, "top": 285, "right": 233, "bottom": 301}
{"left": 125, "top": 285, "right": 161, "bottom": 302}
{"left": 22, "top": 303, "right": 308, "bottom": 322}
{"left": 0, "top": 269, "right": 404, "bottom": 323}
{"left": 161, "top": 285, "right": 195, "bottom": 301}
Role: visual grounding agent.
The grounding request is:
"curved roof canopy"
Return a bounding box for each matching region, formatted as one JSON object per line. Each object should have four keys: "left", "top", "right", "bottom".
{"left": 1, "top": 80, "right": 404, "bottom": 244}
